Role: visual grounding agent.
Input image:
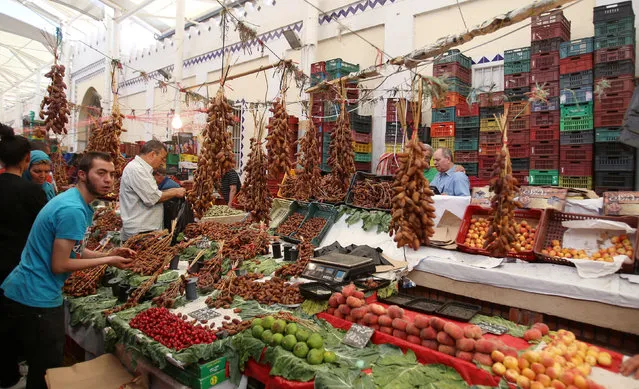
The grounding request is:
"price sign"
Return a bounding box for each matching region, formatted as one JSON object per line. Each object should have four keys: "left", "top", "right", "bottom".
{"left": 188, "top": 307, "right": 221, "bottom": 321}
{"left": 196, "top": 238, "right": 212, "bottom": 249}
{"left": 343, "top": 324, "right": 374, "bottom": 348}
{"left": 476, "top": 321, "right": 508, "bottom": 335}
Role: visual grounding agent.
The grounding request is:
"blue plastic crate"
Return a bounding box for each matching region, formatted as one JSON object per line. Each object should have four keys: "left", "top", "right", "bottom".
{"left": 432, "top": 107, "right": 456, "bottom": 123}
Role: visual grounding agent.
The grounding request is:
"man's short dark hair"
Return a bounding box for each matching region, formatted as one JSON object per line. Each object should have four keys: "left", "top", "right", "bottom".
{"left": 78, "top": 151, "right": 113, "bottom": 173}
{"left": 140, "top": 140, "right": 167, "bottom": 155}
{"left": 153, "top": 167, "right": 167, "bottom": 176}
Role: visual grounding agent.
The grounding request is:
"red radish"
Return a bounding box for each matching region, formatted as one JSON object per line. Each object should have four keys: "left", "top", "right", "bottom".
{"left": 335, "top": 293, "right": 346, "bottom": 305}
{"left": 443, "top": 322, "right": 464, "bottom": 340}
{"left": 369, "top": 304, "right": 386, "bottom": 316}
{"left": 346, "top": 296, "right": 364, "bottom": 308}
{"left": 392, "top": 330, "right": 407, "bottom": 340}
{"left": 456, "top": 350, "right": 473, "bottom": 362}
{"left": 420, "top": 327, "right": 437, "bottom": 340}
{"left": 407, "top": 335, "right": 421, "bottom": 345}
{"left": 363, "top": 313, "right": 378, "bottom": 325}
{"left": 378, "top": 315, "right": 392, "bottom": 327}
{"left": 532, "top": 322, "right": 549, "bottom": 335}
{"left": 387, "top": 305, "right": 404, "bottom": 319}
{"left": 456, "top": 338, "right": 475, "bottom": 352}
{"left": 414, "top": 315, "right": 430, "bottom": 329}
{"left": 421, "top": 340, "right": 438, "bottom": 350}
{"left": 438, "top": 345, "right": 456, "bottom": 356}
{"left": 353, "top": 290, "right": 365, "bottom": 299}
{"left": 326, "top": 307, "right": 335, "bottom": 315}
{"left": 338, "top": 304, "right": 351, "bottom": 316}
{"left": 437, "top": 331, "right": 455, "bottom": 346}
{"left": 342, "top": 284, "right": 356, "bottom": 297}
{"left": 430, "top": 317, "right": 445, "bottom": 331}
{"left": 391, "top": 318, "right": 408, "bottom": 332}
{"left": 328, "top": 295, "right": 338, "bottom": 308}
{"left": 379, "top": 326, "right": 393, "bottom": 335}
{"left": 405, "top": 323, "right": 421, "bottom": 337}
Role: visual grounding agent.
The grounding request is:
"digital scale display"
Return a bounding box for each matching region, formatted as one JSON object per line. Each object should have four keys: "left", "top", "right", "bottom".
{"left": 301, "top": 253, "right": 375, "bottom": 283}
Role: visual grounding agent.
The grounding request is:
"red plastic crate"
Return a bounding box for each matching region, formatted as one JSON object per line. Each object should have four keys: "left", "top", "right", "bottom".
{"left": 456, "top": 205, "right": 542, "bottom": 260}
{"left": 433, "top": 92, "right": 466, "bottom": 108}
{"left": 311, "top": 61, "right": 326, "bottom": 74}
{"left": 532, "top": 52, "right": 561, "bottom": 70}
{"left": 354, "top": 162, "right": 372, "bottom": 172}
{"left": 479, "top": 155, "right": 497, "bottom": 169}
{"left": 560, "top": 144, "right": 594, "bottom": 161}
{"left": 509, "top": 115, "right": 531, "bottom": 131}
{"left": 594, "top": 109, "right": 626, "bottom": 127}
{"left": 479, "top": 91, "right": 505, "bottom": 107}
{"left": 531, "top": 111, "right": 560, "bottom": 127}
{"left": 386, "top": 98, "right": 414, "bottom": 123}
{"left": 509, "top": 143, "right": 531, "bottom": 158}
{"left": 434, "top": 62, "right": 471, "bottom": 84}
{"left": 455, "top": 150, "right": 479, "bottom": 163}
{"left": 351, "top": 131, "right": 372, "bottom": 143}
{"left": 469, "top": 177, "right": 490, "bottom": 188}
{"left": 479, "top": 143, "right": 502, "bottom": 156}
{"left": 321, "top": 122, "right": 337, "bottom": 133}
{"left": 531, "top": 140, "right": 560, "bottom": 156}
{"left": 504, "top": 73, "right": 530, "bottom": 89}
{"left": 559, "top": 54, "right": 594, "bottom": 74}
{"left": 595, "top": 76, "right": 635, "bottom": 96}
{"left": 560, "top": 160, "right": 593, "bottom": 176}
{"left": 530, "top": 155, "right": 560, "bottom": 170}
{"left": 531, "top": 126, "right": 560, "bottom": 141}
{"left": 513, "top": 170, "right": 530, "bottom": 185}
{"left": 531, "top": 10, "right": 571, "bottom": 42}
{"left": 596, "top": 91, "right": 633, "bottom": 112}
{"left": 531, "top": 68, "right": 561, "bottom": 84}
{"left": 478, "top": 169, "right": 493, "bottom": 180}
{"left": 505, "top": 101, "right": 532, "bottom": 118}
{"left": 509, "top": 129, "right": 530, "bottom": 144}
{"left": 532, "top": 81, "right": 560, "bottom": 97}
{"left": 480, "top": 131, "right": 502, "bottom": 144}
{"left": 594, "top": 45, "right": 635, "bottom": 64}
{"left": 431, "top": 122, "right": 456, "bottom": 137}
{"left": 456, "top": 102, "right": 479, "bottom": 117}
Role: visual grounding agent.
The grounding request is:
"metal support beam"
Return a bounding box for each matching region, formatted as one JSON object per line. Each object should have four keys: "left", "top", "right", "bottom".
{"left": 0, "top": 14, "right": 56, "bottom": 46}
{"left": 116, "top": 0, "right": 160, "bottom": 22}
{"left": 171, "top": 0, "right": 185, "bottom": 133}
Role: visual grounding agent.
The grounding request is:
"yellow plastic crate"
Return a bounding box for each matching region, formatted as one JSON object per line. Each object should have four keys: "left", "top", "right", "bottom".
{"left": 431, "top": 137, "right": 455, "bottom": 152}
{"left": 385, "top": 144, "right": 403, "bottom": 153}
{"left": 479, "top": 118, "right": 500, "bottom": 132}
{"left": 352, "top": 142, "right": 373, "bottom": 153}
{"left": 559, "top": 176, "right": 593, "bottom": 189}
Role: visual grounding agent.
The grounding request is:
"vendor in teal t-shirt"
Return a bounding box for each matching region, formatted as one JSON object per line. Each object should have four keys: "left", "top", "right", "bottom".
{"left": 422, "top": 143, "right": 466, "bottom": 183}
{"left": 0, "top": 152, "right": 134, "bottom": 389}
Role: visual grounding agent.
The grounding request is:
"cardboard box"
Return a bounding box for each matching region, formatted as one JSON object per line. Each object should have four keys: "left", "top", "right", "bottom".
{"left": 604, "top": 192, "right": 639, "bottom": 216}
{"left": 518, "top": 186, "right": 567, "bottom": 210}
{"left": 470, "top": 186, "right": 492, "bottom": 207}
{"left": 45, "top": 354, "right": 134, "bottom": 389}
{"left": 186, "top": 357, "right": 226, "bottom": 378}
{"left": 163, "top": 359, "right": 228, "bottom": 389}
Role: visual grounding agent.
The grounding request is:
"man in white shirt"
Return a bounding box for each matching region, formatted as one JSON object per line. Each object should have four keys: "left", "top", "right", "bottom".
{"left": 119, "top": 140, "right": 186, "bottom": 241}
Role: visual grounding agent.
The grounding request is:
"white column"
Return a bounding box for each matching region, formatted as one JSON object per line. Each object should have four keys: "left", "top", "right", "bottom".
{"left": 0, "top": 95, "right": 5, "bottom": 122}
{"left": 301, "top": 0, "right": 319, "bottom": 79}
{"left": 172, "top": 0, "right": 186, "bottom": 137}
{"left": 144, "top": 81, "right": 154, "bottom": 141}
{"left": 103, "top": 7, "right": 113, "bottom": 115}
{"left": 371, "top": 12, "right": 415, "bottom": 173}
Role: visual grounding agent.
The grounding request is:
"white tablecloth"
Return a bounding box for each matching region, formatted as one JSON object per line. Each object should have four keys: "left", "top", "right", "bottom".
{"left": 319, "top": 196, "right": 639, "bottom": 309}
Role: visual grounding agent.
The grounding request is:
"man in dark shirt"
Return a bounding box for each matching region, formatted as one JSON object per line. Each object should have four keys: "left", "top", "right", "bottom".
{"left": 221, "top": 168, "right": 241, "bottom": 207}
{"left": 153, "top": 167, "right": 181, "bottom": 190}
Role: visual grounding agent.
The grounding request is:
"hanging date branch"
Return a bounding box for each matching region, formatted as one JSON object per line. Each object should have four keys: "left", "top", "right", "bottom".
{"left": 483, "top": 109, "right": 521, "bottom": 257}
{"left": 188, "top": 88, "right": 236, "bottom": 219}
{"left": 241, "top": 109, "right": 272, "bottom": 224}
{"left": 389, "top": 88, "right": 436, "bottom": 250}
{"left": 40, "top": 29, "right": 70, "bottom": 135}
{"left": 292, "top": 99, "right": 322, "bottom": 201}
{"left": 266, "top": 96, "right": 293, "bottom": 180}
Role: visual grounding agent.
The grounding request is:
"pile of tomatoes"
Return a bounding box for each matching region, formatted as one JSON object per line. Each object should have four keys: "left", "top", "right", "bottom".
{"left": 541, "top": 235, "right": 634, "bottom": 262}
{"left": 464, "top": 218, "right": 536, "bottom": 252}
{"left": 129, "top": 307, "right": 216, "bottom": 351}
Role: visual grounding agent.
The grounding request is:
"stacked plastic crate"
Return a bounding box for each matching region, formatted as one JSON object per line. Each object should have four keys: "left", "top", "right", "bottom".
{"left": 476, "top": 90, "right": 504, "bottom": 184}
{"left": 557, "top": 37, "right": 595, "bottom": 189}
{"left": 385, "top": 97, "right": 409, "bottom": 155}
{"left": 593, "top": 2, "right": 636, "bottom": 194}
{"left": 430, "top": 50, "right": 473, "bottom": 174}
{"left": 351, "top": 112, "right": 373, "bottom": 172}
{"left": 528, "top": 10, "right": 570, "bottom": 186}
{"left": 503, "top": 47, "right": 533, "bottom": 185}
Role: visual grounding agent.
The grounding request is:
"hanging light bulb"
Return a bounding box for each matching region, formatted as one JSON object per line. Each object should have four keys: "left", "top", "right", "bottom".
{"left": 244, "top": 1, "right": 255, "bottom": 12}
{"left": 171, "top": 113, "right": 183, "bottom": 129}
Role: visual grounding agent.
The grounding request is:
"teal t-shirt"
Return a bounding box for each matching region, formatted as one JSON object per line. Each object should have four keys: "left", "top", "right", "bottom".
{"left": 1, "top": 188, "right": 93, "bottom": 308}
{"left": 423, "top": 167, "right": 437, "bottom": 183}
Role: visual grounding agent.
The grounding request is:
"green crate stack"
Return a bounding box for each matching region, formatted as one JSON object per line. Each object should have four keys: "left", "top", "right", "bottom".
{"left": 433, "top": 50, "right": 473, "bottom": 174}
{"left": 593, "top": 2, "right": 636, "bottom": 194}
{"left": 559, "top": 35, "right": 594, "bottom": 189}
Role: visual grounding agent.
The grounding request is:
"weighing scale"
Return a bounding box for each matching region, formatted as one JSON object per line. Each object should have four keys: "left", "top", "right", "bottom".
{"left": 301, "top": 252, "right": 376, "bottom": 283}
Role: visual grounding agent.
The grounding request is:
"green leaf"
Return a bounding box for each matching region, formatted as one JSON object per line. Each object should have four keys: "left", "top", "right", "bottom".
{"left": 301, "top": 299, "right": 329, "bottom": 316}
{"left": 232, "top": 331, "right": 266, "bottom": 368}
{"left": 372, "top": 350, "right": 467, "bottom": 389}
{"left": 314, "top": 367, "right": 374, "bottom": 389}
{"left": 470, "top": 314, "right": 529, "bottom": 338}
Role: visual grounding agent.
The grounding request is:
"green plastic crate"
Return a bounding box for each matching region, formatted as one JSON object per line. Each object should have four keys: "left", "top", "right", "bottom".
{"left": 454, "top": 139, "right": 479, "bottom": 151}
{"left": 529, "top": 170, "right": 559, "bottom": 186}
{"left": 560, "top": 116, "right": 594, "bottom": 131}
{"left": 325, "top": 58, "right": 360, "bottom": 73}
{"left": 455, "top": 116, "right": 480, "bottom": 129}
{"left": 167, "top": 153, "right": 179, "bottom": 165}
{"left": 560, "top": 37, "right": 594, "bottom": 59}
{"left": 434, "top": 49, "right": 472, "bottom": 69}
{"left": 594, "top": 31, "right": 636, "bottom": 50}
{"left": 504, "top": 60, "right": 531, "bottom": 75}
{"left": 560, "top": 102, "right": 593, "bottom": 117}
{"left": 595, "top": 128, "right": 621, "bottom": 142}
{"left": 291, "top": 202, "right": 338, "bottom": 246}
{"left": 594, "top": 17, "right": 635, "bottom": 37}
{"left": 504, "top": 47, "right": 531, "bottom": 62}
{"left": 273, "top": 200, "right": 311, "bottom": 238}
{"left": 446, "top": 77, "right": 471, "bottom": 95}
{"left": 459, "top": 162, "right": 478, "bottom": 176}
{"left": 354, "top": 152, "right": 372, "bottom": 162}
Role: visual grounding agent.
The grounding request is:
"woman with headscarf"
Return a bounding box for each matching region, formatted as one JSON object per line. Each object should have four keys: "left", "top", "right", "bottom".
{"left": 23, "top": 150, "right": 56, "bottom": 201}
